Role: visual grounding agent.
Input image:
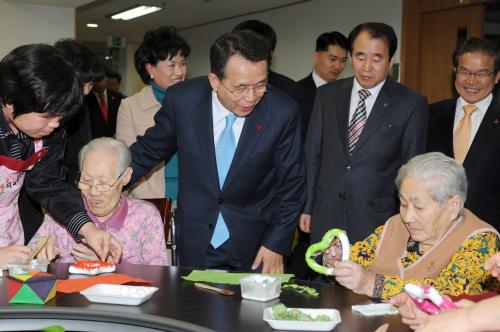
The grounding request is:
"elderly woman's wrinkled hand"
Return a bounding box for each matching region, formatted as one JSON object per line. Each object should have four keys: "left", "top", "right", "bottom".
{"left": 484, "top": 252, "right": 500, "bottom": 279}
{"left": 323, "top": 239, "right": 344, "bottom": 268}
{"left": 390, "top": 292, "right": 429, "bottom": 330}
{"left": 71, "top": 243, "right": 100, "bottom": 261}
{"left": 331, "top": 260, "right": 376, "bottom": 297}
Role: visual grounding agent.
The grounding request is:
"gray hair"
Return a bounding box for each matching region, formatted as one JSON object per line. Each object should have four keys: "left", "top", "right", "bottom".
{"left": 78, "top": 137, "right": 131, "bottom": 177}
{"left": 395, "top": 152, "right": 467, "bottom": 209}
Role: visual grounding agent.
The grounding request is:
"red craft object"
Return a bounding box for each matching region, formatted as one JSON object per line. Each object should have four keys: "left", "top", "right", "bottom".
{"left": 69, "top": 260, "right": 116, "bottom": 275}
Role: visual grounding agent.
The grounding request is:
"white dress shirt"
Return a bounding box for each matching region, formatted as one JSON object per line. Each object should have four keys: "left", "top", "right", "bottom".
{"left": 312, "top": 70, "right": 328, "bottom": 88}
{"left": 212, "top": 91, "right": 245, "bottom": 146}
{"left": 453, "top": 94, "right": 492, "bottom": 149}
{"left": 348, "top": 78, "right": 385, "bottom": 123}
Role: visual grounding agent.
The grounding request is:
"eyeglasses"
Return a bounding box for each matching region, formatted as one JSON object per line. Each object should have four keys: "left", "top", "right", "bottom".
{"left": 455, "top": 68, "right": 496, "bottom": 80}
{"left": 76, "top": 170, "right": 125, "bottom": 193}
{"left": 219, "top": 79, "right": 269, "bottom": 97}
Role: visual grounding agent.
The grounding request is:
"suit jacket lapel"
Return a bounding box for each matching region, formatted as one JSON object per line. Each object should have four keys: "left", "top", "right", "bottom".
{"left": 350, "top": 80, "right": 393, "bottom": 155}
{"left": 337, "top": 78, "right": 353, "bottom": 158}
{"left": 443, "top": 100, "right": 456, "bottom": 158}
{"left": 192, "top": 87, "right": 220, "bottom": 191}
{"left": 464, "top": 97, "right": 500, "bottom": 165}
{"left": 222, "top": 100, "right": 265, "bottom": 191}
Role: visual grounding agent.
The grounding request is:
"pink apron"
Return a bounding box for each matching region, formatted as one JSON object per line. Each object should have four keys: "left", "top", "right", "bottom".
{"left": 0, "top": 139, "right": 46, "bottom": 246}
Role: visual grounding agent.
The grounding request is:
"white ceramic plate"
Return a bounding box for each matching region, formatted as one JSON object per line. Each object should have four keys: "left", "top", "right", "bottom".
{"left": 80, "top": 284, "right": 159, "bottom": 306}
{"left": 263, "top": 307, "right": 341, "bottom": 331}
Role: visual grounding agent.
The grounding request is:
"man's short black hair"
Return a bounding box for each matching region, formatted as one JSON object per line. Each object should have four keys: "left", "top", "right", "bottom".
{"left": 134, "top": 26, "right": 191, "bottom": 84}
{"left": 348, "top": 22, "right": 398, "bottom": 59}
{"left": 54, "top": 38, "right": 104, "bottom": 84}
{"left": 315, "top": 31, "right": 348, "bottom": 52}
{"left": 232, "top": 19, "right": 277, "bottom": 52}
{"left": 210, "top": 30, "right": 271, "bottom": 79}
{"left": 106, "top": 70, "right": 122, "bottom": 83}
{"left": 453, "top": 37, "right": 500, "bottom": 73}
{"left": 0, "top": 44, "right": 82, "bottom": 121}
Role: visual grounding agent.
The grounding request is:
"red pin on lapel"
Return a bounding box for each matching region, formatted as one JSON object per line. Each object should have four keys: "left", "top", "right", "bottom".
{"left": 494, "top": 118, "right": 500, "bottom": 125}
{"left": 256, "top": 124, "right": 263, "bottom": 131}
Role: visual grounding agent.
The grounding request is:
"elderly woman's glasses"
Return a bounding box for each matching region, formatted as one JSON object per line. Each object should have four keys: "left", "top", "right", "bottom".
{"left": 76, "top": 170, "right": 125, "bottom": 193}
{"left": 219, "top": 79, "right": 269, "bottom": 97}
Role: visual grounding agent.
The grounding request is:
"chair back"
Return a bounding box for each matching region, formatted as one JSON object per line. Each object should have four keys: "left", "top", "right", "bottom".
{"left": 143, "top": 198, "right": 177, "bottom": 266}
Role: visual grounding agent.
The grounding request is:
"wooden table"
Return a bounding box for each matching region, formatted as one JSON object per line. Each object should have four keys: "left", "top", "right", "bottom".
{"left": 0, "top": 264, "right": 411, "bottom": 331}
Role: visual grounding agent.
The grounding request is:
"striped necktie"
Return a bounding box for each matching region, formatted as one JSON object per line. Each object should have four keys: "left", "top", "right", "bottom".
{"left": 348, "top": 89, "right": 371, "bottom": 155}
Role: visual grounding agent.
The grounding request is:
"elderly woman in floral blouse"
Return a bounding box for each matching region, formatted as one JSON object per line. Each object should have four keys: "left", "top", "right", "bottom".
{"left": 29, "top": 137, "right": 168, "bottom": 265}
{"left": 323, "top": 152, "right": 499, "bottom": 300}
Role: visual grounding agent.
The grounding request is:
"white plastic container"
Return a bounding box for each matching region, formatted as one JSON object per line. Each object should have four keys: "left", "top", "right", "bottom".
{"left": 240, "top": 275, "right": 282, "bottom": 301}
{"left": 263, "top": 307, "right": 341, "bottom": 331}
{"left": 7, "top": 259, "right": 49, "bottom": 275}
{"left": 80, "top": 284, "right": 159, "bottom": 305}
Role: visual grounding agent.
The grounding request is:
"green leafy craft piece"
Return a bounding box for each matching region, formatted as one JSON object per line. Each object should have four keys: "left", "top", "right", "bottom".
{"left": 281, "top": 283, "right": 319, "bottom": 297}
{"left": 40, "top": 326, "right": 65, "bottom": 332}
{"left": 272, "top": 303, "right": 331, "bottom": 322}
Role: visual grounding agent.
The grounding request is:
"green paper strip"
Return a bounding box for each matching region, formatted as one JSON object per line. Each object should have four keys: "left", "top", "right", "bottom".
{"left": 182, "top": 270, "right": 294, "bottom": 285}
{"left": 281, "top": 283, "right": 319, "bottom": 297}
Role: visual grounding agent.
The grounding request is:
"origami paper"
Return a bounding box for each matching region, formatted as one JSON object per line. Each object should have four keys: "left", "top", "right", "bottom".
{"left": 8, "top": 271, "right": 57, "bottom": 304}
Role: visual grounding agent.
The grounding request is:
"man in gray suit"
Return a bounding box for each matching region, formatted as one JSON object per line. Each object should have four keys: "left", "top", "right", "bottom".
{"left": 301, "top": 22, "right": 428, "bottom": 244}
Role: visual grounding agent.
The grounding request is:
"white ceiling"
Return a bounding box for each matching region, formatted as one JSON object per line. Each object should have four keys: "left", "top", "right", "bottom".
{"left": 76, "top": 0, "right": 310, "bottom": 43}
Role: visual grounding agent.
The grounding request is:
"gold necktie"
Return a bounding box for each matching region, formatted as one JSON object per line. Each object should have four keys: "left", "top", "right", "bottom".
{"left": 453, "top": 104, "right": 478, "bottom": 164}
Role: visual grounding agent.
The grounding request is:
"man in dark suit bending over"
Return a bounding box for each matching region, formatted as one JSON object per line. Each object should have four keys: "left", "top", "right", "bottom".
{"left": 129, "top": 31, "right": 305, "bottom": 273}
{"left": 427, "top": 37, "right": 500, "bottom": 230}
{"left": 301, "top": 22, "right": 428, "bottom": 244}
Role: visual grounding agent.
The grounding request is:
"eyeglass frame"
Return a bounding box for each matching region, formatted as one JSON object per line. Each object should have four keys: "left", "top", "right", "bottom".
{"left": 218, "top": 78, "right": 270, "bottom": 97}
{"left": 75, "top": 169, "right": 126, "bottom": 193}
{"left": 454, "top": 67, "right": 496, "bottom": 80}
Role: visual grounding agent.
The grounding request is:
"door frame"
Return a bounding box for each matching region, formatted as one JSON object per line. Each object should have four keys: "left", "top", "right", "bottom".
{"left": 400, "top": 0, "right": 494, "bottom": 91}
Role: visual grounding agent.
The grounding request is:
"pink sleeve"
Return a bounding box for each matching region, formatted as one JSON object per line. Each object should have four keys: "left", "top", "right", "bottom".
{"left": 28, "top": 215, "right": 76, "bottom": 263}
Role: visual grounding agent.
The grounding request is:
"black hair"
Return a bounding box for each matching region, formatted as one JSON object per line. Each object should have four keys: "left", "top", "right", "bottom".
{"left": 210, "top": 30, "right": 271, "bottom": 79}
{"left": 453, "top": 37, "right": 500, "bottom": 73}
{"left": 348, "top": 22, "right": 398, "bottom": 59}
{"left": 0, "top": 44, "right": 82, "bottom": 121}
{"left": 54, "top": 38, "right": 104, "bottom": 83}
{"left": 134, "top": 26, "right": 191, "bottom": 84}
{"left": 106, "top": 70, "right": 122, "bottom": 83}
{"left": 315, "top": 31, "right": 348, "bottom": 52}
{"left": 232, "top": 20, "right": 277, "bottom": 52}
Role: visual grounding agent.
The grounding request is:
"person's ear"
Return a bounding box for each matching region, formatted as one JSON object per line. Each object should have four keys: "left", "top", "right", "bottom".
{"left": 447, "top": 195, "right": 461, "bottom": 220}
{"left": 145, "top": 63, "right": 155, "bottom": 79}
{"left": 208, "top": 73, "right": 220, "bottom": 92}
{"left": 121, "top": 167, "right": 133, "bottom": 186}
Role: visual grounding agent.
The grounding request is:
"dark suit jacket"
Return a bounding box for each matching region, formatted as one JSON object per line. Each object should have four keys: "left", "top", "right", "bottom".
{"left": 297, "top": 73, "right": 317, "bottom": 138}
{"left": 130, "top": 76, "right": 305, "bottom": 269}
{"left": 305, "top": 77, "right": 428, "bottom": 243}
{"left": 268, "top": 70, "right": 304, "bottom": 105}
{"left": 85, "top": 89, "right": 123, "bottom": 137}
{"left": 427, "top": 97, "right": 500, "bottom": 230}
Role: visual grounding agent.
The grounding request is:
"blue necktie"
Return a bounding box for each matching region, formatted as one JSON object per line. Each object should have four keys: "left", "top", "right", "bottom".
{"left": 210, "top": 113, "right": 237, "bottom": 248}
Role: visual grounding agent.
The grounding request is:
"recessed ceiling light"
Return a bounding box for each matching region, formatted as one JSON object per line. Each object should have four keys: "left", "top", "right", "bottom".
{"left": 86, "top": 23, "right": 99, "bottom": 28}
{"left": 110, "top": 5, "right": 162, "bottom": 21}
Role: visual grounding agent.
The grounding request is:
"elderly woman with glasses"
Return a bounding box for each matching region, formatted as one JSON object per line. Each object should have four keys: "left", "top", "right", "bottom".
{"left": 322, "top": 152, "right": 499, "bottom": 300}
{"left": 29, "top": 137, "right": 168, "bottom": 265}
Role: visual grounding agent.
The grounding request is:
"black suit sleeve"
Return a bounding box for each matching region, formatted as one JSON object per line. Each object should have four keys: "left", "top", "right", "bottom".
{"left": 130, "top": 95, "right": 177, "bottom": 183}
{"left": 261, "top": 103, "right": 306, "bottom": 255}
{"left": 303, "top": 92, "right": 323, "bottom": 214}
{"left": 401, "top": 95, "right": 429, "bottom": 162}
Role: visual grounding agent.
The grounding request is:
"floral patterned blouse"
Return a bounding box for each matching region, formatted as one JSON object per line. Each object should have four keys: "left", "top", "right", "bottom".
{"left": 351, "top": 225, "right": 499, "bottom": 300}
{"left": 29, "top": 196, "right": 168, "bottom": 265}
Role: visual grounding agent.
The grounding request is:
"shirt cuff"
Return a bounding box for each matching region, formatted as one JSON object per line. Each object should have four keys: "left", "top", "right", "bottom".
{"left": 67, "top": 211, "right": 91, "bottom": 241}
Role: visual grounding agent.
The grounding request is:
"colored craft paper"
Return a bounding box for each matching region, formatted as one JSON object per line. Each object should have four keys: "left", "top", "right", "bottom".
{"left": 8, "top": 272, "right": 58, "bottom": 304}
{"left": 57, "top": 274, "right": 151, "bottom": 293}
{"left": 182, "top": 270, "right": 294, "bottom": 285}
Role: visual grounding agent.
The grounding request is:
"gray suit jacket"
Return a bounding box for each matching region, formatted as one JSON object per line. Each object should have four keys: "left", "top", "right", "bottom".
{"left": 305, "top": 77, "right": 428, "bottom": 243}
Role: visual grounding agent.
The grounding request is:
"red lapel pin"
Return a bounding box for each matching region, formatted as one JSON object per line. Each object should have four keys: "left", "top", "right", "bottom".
{"left": 256, "top": 124, "right": 263, "bottom": 131}
{"left": 493, "top": 118, "right": 500, "bottom": 125}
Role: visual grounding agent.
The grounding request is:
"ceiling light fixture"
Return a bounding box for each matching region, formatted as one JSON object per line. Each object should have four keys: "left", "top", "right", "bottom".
{"left": 110, "top": 5, "right": 162, "bottom": 21}
{"left": 86, "top": 23, "right": 99, "bottom": 28}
